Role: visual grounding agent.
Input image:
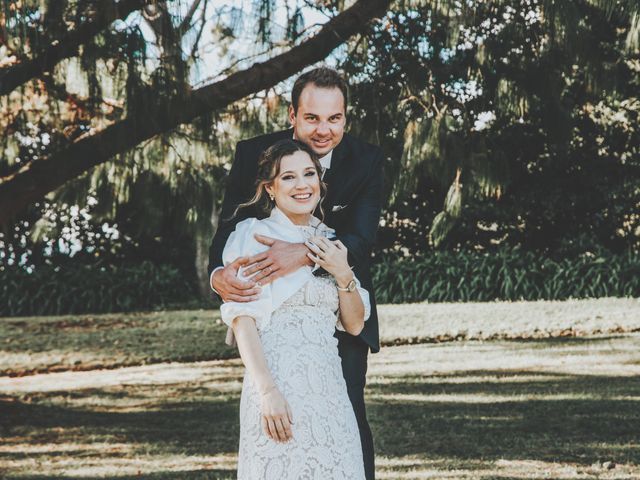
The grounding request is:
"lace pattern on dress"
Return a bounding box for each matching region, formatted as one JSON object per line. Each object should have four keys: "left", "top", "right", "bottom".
{"left": 236, "top": 274, "right": 366, "bottom": 480}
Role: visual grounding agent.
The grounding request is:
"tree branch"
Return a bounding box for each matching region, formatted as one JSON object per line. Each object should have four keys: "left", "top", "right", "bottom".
{"left": 0, "top": 0, "right": 146, "bottom": 97}
{"left": 0, "top": 0, "right": 392, "bottom": 226}
{"left": 188, "top": 1, "right": 209, "bottom": 61}
{"left": 41, "top": 76, "right": 124, "bottom": 120}
{"left": 178, "top": 0, "right": 205, "bottom": 38}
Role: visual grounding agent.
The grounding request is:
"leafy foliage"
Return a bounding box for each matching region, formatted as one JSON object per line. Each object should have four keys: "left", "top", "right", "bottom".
{"left": 372, "top": 249, "right": 640, "bottom": 303}
{"left": 0, "top": 261, "right": 205, "bottom": 316}
{"left": 343, "top": 0, "right": 640, "bottom": 255}
{"left": 1, "top": 1, "right": 639, "bottom": 313}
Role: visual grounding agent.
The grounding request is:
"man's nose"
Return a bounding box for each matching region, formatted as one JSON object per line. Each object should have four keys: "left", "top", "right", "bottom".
{"left": 316, "top": 121, "right": 330, "bottom": 135}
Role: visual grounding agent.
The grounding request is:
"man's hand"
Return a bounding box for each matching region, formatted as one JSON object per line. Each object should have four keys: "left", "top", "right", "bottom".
{"left": 242, "top": 234, "right": 314, "bottom": 285}
{"left": 212, "top": 257, "right": 262, "bottom": 303}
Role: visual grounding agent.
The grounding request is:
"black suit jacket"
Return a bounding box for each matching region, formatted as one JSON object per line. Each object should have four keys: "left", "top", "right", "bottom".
{"left": 208, "top": 129, "right": 383, "bottom": 353}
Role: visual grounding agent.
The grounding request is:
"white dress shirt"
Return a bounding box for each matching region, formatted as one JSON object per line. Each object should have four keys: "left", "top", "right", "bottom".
{"left": 319, "top": 150, "right": 332, "bottom": 175}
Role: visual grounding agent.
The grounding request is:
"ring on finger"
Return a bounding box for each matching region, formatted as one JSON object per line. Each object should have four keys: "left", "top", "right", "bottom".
{"left": 315, "top": 236, "right": 329, "bottom": 247}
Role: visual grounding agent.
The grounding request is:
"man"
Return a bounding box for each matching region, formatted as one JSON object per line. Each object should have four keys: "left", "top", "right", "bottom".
{"left": 208, "top": 67, "right": 383, "bottom": 479}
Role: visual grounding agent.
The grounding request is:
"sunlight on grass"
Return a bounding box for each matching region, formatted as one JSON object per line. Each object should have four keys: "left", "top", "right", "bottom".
{"left": 372, "top": 373, "right": 572, "bottom": 385}
{"left": 2, "top": 447, "right": 237, "bottom": 477}
{"left": 375, "top": 455, "right": 640, "bottom": 479}
{"left": 370, "top": 392, "right": 606, "bottom": 403}
{"left": 0, "top": 360, "right": 244, "bottom": 395}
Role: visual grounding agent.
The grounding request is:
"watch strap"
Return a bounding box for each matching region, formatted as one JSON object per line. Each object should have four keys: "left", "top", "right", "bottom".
{"left": 337, "top": 278, "right": 357, "bottom": 292}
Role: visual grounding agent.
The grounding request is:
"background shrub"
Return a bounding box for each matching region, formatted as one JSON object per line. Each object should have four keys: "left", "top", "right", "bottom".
{"left": 2, "top": 249, "right": 638, "bottom": 317}
{"left": 0, "top": 261, "right": 209, "bottom": 317}
{"left": 372, "top": 249, "right": 640, "bottom": 304}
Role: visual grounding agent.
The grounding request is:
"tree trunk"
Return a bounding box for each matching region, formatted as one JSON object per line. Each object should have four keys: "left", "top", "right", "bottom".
{"left": 0, "top": 0, "right": 392, "bottom": 227}
{"left": 194, "top": 202, "right": 219, "bottom": 299}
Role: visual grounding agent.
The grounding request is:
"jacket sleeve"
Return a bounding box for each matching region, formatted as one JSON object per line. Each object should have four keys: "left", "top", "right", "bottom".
{"left": 207, "top": 140, "right": 253, "bottom": 277}
{"left": 219, "top": 218, "right": 273, "bottom": 331}
{"left": 335, "top": 148, "right": 384, "bottom": 269}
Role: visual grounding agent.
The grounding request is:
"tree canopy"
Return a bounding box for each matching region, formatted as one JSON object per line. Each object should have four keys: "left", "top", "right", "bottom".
{"left": 1, "top": 0, "right": 638, "bottom": 297}
{"left": 0, "top": 0, "right": 392, "bottom": 226}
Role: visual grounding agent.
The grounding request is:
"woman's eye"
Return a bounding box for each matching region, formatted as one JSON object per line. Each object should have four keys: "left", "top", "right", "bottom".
{"left": 305, "top": 171, "right": 316, "bottom": 177}
{"left": 282, "top": 175, "right": 294, "bottom": 180}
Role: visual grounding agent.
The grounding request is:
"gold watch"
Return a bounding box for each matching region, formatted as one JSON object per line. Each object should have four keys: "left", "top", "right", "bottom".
{"left": 337, "top": 278, "right": 357, "bottom": 292}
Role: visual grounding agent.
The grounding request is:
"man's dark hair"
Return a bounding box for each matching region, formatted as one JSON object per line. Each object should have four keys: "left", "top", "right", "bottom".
{"left": 291, "top": 67, "right": 348, "bottom": 114}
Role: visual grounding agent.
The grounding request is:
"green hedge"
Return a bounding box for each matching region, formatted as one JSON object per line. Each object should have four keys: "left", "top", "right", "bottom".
{"left": 372, "top": 249, "right": 640, "bottom": 304}
{"left": 0, "top": 261, "right": 201, "bottom": 317}
{"left": 1, "top": 250, "right": 638, "bottom": 317}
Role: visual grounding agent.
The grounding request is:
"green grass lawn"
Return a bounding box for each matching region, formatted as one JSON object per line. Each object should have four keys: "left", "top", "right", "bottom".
{"left": 2, "top": 335, "right": 639, "bottom": 479}
{"left": 1, "top": 299, "right": 639, "bottom": 479}
{"left": 0, "top": 310, "right": 235, "bottom": 377}
{"left": 1, "top": 297, "right": 638, "bottom": 377}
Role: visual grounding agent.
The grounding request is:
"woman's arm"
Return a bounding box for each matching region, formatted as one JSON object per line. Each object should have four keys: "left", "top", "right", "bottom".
{"left": 334, "top": 272, "right": 365, "bottom": 336}
{"left": 231, "top": 315, "right": 293, "bottom": 443}
{"left": 305, "top": 236, "right": 365, "bottom": 336}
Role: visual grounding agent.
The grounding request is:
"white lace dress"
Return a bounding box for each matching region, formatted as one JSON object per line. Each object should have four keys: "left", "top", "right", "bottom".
{"left": 236, "top": 273, "right": 366, "bottom": 479}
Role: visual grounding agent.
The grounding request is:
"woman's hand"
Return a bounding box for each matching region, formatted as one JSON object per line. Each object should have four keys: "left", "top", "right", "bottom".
{"left": 260, "top": 386, "right": 294, "bottom": 443}
{"left": 305, "top": 236, "right": 352, "bottom": 285}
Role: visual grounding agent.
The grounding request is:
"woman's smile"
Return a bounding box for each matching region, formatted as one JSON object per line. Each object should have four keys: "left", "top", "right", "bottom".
{"left": 292, "top": 192, "right": 313, "bottom": 201}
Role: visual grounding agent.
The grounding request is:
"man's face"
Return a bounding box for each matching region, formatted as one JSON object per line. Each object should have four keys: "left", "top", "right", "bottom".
{"left": 289, "top": 84, "right": 346, "bottom": 156}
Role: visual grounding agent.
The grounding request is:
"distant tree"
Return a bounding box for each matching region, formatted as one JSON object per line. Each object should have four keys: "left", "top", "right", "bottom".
{"left": 340, "top": 0, "right": 639, "bottom": 254}
{"left": 1, "top": 0, "right": 637, "bottom": 297}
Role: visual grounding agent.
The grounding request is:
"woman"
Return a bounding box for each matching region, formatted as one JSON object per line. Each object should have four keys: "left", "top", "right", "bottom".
{"left": 220, "top": 139, "right": 369, "bottom": 479}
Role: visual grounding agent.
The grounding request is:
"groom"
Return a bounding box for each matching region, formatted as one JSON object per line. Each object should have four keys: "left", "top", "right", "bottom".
{"left": 208, "top": 67, "right": 383, "bottom": 479}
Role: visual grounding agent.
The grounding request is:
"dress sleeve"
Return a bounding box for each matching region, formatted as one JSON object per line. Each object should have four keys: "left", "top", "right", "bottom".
{"left": 219, "top": 218, "right": 273, "bottom": 332}
{"left": 335, "top": 275, "right": 371, "bottom": 332}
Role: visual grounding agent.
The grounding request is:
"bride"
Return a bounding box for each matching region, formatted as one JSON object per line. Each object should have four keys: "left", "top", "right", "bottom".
{"left": 220, "top": 138, "right": 369, "bottom": 479}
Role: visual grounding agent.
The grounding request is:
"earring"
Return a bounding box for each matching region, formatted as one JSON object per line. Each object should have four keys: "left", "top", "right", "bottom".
{"left": 269, "top": 194, "right": 275, "bottom": 201}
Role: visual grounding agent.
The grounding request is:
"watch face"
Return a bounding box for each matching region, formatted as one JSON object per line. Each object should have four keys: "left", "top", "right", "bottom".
{"left": 347, "top": 279, "right": 357, "bottom": 292}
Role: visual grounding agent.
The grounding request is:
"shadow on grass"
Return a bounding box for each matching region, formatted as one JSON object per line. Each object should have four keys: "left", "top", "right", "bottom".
{"left": 1, "top": 370, "right": 639, "bottom": 478}
{"left": 0, "top": 396, "right": 240, "bottom": 457}
{"left": 368, "top": 371, "right": 640, "bottom": 466}
{"left": 506, "top": 334, "right": 633, "bottom": 345}
{"left": 0, "top": 471, "right": 235, "bottom": 480}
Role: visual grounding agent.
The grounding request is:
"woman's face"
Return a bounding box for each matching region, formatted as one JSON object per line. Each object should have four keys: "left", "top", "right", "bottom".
{"left": 266, "top": 150, "right": 321, "bottom": 225}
